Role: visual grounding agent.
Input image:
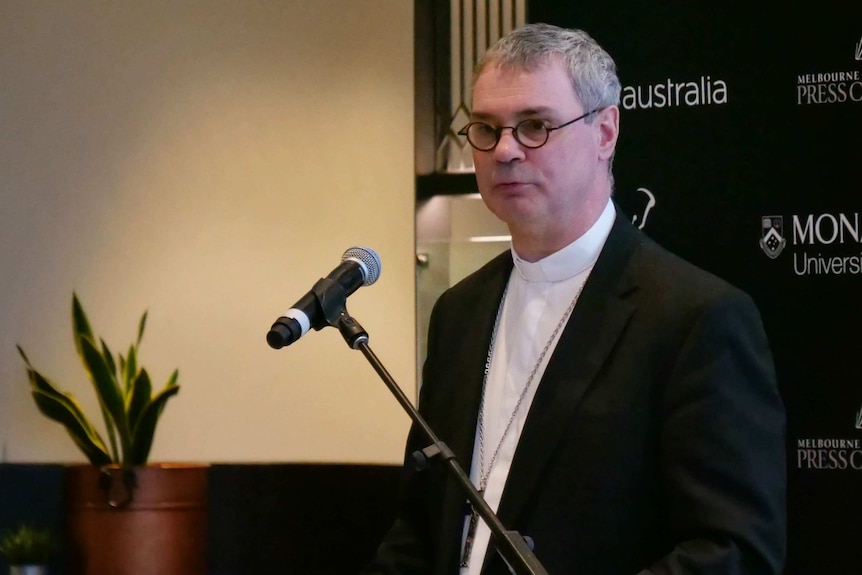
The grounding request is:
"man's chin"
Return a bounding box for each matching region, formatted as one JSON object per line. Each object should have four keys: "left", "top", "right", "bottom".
{"left": 487, "top": 198, "right": 541, "bottom": 227}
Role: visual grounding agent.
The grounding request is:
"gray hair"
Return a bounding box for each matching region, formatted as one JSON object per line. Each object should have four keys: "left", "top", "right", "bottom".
{"left": 475, "top": 23, "right": 621, "bottom": 115}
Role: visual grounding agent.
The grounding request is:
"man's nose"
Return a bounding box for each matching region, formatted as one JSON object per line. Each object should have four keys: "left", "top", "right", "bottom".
{"left": 494, "top": 128, "right": 525, "bottom": 161}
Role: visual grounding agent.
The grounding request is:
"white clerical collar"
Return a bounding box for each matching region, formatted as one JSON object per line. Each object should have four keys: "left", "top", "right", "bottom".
{"left": 511, "top": 198, "right": 616, "bottom": 283}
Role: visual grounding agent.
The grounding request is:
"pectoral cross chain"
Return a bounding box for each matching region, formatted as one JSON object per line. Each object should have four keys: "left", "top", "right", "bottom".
{"left": 459, "top": 280, "right": 583, "bottom": 570}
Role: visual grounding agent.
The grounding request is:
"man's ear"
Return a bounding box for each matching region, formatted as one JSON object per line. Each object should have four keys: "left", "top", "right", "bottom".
{"left": 596, "top": 105, "right": 620, "bottom": 161}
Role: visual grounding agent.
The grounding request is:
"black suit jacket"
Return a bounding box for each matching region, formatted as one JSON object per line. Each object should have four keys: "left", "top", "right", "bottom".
{"left": 364, "top": 206, "right": 786, "bottom": 575}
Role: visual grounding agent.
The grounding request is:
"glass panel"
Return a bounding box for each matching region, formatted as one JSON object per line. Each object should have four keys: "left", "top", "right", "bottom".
{"left": 415, "top": 194, "right": 510, "bottom": 386}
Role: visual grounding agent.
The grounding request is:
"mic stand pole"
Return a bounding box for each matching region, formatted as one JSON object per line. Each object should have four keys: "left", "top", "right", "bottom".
{"left": 334, "top": 310, "right": 549, "bottom": 575}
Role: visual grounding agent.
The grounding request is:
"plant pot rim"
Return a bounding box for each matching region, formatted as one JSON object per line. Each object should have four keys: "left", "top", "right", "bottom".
{"left": 64, "top": 462, "right": 211, "bottom": 469}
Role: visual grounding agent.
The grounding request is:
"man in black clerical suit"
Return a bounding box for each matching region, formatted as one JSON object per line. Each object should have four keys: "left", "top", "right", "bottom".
{"left": 362, "top": 22, "right": 786, "bottom": 575}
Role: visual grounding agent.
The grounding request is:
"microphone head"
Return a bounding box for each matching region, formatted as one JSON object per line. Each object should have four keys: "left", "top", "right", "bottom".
{"left": 342, "top": 246, "right": 381, "bottom": 286}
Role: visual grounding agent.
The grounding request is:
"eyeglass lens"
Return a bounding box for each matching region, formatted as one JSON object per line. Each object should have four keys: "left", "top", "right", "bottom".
{"left": 465, "top": 120, "right": 549, "bottom": 150}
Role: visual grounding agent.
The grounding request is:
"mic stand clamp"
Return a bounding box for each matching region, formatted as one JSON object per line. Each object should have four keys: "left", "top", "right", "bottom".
{"left": 309, "top": 277, "right": 348, "bottom": 330}
{"left": 334, "top": 311, "right": 549, "bottom": 575}
{"left": 266, "top": 278, "right": 349, "bottom": 348}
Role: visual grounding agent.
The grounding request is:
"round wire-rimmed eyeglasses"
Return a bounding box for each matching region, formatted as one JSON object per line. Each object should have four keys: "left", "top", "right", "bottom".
{"left": 458, "top": 108, "right": 602, "bottom": 151}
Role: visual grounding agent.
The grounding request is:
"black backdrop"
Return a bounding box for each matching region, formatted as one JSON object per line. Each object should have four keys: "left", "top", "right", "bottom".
{"left": 529, "top": 2, "right": 861, "bottom": 573}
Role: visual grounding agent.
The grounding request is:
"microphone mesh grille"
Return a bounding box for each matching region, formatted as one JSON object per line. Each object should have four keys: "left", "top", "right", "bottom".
{"left": 342, "top": 246, "right": 382, "bottom": 286}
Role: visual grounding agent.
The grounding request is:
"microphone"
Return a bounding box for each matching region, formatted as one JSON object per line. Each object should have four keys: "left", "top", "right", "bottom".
{"left": 266, "top": 246, "right": 381, "bottom": 349}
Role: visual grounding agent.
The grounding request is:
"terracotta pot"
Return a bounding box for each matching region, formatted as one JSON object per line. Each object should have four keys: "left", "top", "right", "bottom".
{"left": 65, "top": 463, "right": 208, "bottom": 575}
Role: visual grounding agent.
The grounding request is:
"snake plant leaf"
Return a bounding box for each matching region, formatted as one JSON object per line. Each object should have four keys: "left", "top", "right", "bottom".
{"left": 72, "top": 304, "right": 122, "bottom": 461}
{"left": 100, "top": 338, "right": 117, "bottom": 379}
{"left": 118, "top": 353, "right": 130, "bottom": 396}
{"left": 16, "top": 345, "right": 116, "bottom": 465}
{"left": 123, "top": 345, "right": 138, "bottom": 396}
{"left": 16, "top": 345, "right": 32, "bottom": 366}
{"left": 22, "top": 359, "right": 108, "bottom": 451}
{"left": 98, "top": 338, "right": 120, "bottom": 457}
{"left": 126, "top": 368, "right": 152, "bottom": 431}
{"left": 71, "top": 292, "right": 95, "bottom": 360}
{"left": 164, "top": 368, "right": 179, "bottom": 390}
{"left": 17, "top": 344, "right": 112, "bottom": 465}
{"left": 72, "top": 295, "right": 122, "bottom": 460}
{"left": 31, "top": 389, "right": 113, "bottom": 466}
{"left": 101, "top": 403, "right": 120, "bottom": 464}
{"left": 136, "top": 310, "right": 148, "bottom": 347}
{"left": 87, "top": 343, "right": 122, "bottom": 462}
{"left": 79, "top": 336, "right": 130, "bottom": 457}
{"left": 128, "top": 371, "right": 180, "bottom": 465}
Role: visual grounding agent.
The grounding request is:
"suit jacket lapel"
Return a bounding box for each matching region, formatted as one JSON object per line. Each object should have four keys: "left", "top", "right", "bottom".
{"left": 495, "top": 210, "right": 642, "bottom": 527}
{"left": 445, "top": 253, "right": 515, "bottom": 465}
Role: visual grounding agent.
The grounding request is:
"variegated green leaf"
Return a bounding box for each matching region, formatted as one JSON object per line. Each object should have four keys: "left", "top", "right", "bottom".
{"left": 79, "top": 337, "right": 130, "bottom": 459}
{"left": 31, "top": 388, "right": 113, "bottom": 466}
{"left": 164, "top": 368, "right": 179, "bottom": 389}
{"left": 124, "top": 345, "right": 138, "bottom": 396}
{"left": 21, "top": 361, "right": 113, "bottom": 466}
{"left": 128, "top": 380, "right": 180, "bottom": 465}
{"left": 126, "top": 368, "right": 152, "bottom": 431}
{"left": 23, "top": 363, "right": 107, "bottom": 447}
{"left": 71, "top": 292, "right": 95, "bottom": 360}
{"left": 136, "top": 310, "right": 148, "bottom": 347}
{"left": 100, "top": 338, "right": 117, "bottom": 379}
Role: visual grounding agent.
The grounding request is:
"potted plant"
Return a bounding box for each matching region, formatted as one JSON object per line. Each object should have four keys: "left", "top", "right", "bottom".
{"left": 0, "top": 523, "right": 55, "bottom": 575}
{"left": 16, "top": 293, "right": 208, "bottom": 575}
{"left": 17, "top": 292, "right": 179, "bottom": 469}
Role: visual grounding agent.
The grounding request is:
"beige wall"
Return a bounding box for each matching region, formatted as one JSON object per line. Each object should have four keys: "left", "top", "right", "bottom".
{"left": 0, "top": 1, "right": 415, "bottom": 464}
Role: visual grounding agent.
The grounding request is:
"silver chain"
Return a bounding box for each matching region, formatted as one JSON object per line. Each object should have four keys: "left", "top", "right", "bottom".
{"left": 476, "top": 278, "right": 586, "bottom": 490}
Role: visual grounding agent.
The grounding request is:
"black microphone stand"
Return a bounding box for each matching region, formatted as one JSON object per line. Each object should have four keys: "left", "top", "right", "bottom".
{"left": 332, "top": 308, "right": 549, "bottom": 575}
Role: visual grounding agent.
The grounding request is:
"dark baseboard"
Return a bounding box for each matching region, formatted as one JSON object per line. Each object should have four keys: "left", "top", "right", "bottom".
{"left": 207, "top": 463, "right": 401, "bottom": 574}
{"left": 0, "top": 462, "right": 401, "bottom": 575}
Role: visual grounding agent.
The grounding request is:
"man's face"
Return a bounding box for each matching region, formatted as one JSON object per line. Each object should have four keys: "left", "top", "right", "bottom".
{"left": 469, "top": 57, "right": 616, "bottom": 238}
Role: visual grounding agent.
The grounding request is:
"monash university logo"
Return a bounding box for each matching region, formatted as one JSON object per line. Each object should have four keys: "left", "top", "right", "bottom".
{"left": 759, "top": 216, "right": 786, "bottom": 259}
{"left": 758, "top": 212, "right": 862, "bottom": 275}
